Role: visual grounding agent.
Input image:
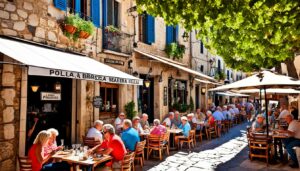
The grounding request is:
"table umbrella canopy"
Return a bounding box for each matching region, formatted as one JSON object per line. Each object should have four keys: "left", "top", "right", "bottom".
{"left": 209, "top": 71, "right": 300, "bottom": 91}
{"left": 237, "top": 88, "right": 300, "bottom": 94}
{"left": 216, "top": 91, "right": 249, "bottom": 97}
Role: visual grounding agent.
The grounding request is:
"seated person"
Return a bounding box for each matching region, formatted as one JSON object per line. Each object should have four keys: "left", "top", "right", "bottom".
{"left": 89, "top": 124, "right": 127, "bottom": 170}
{"left": 114, "top": 112, "right": 125, "bottom": 134}
{"left": 174, "top": 116, "right": 191, "bottom": 148}
{"left": 251, "top": 114, "right": 265, "bottom": 132}
{"left": 121, "top": 119, "right": 140, "bottom": 151}
{"left": 173, "top": 111, "right": 181, "bottom": 127}
{"left": 163, "top": 112, "right": 174, "bottom": 127}
{"left": 187, "top": 113, "right": 198, "bottom": 130}
{"left": 150, "top": 119, "right": 167, "bottom": 135}
{"left": 29, "top": 130, "right": 69, "bottom": 171}
{"left": 44, "top": 128, "right": 63, "bottom": 157}
{"left": 86, "top": 120, "right": 103, "bottom": 142}
{"left": 140, "top": 113, "right": 150, "bottom": 130}
{"left": 213, "top": 106, "right": 225, "bottom": 121}
{"left": 277, "top": 114, "right": 300, "bottom": 168}
{"left": 195, "top": 108, "right": 206, "bottom": 121}
{"left": 132, "top": 116, "right": 144, "bottom": 134}
{"left": 205, "top": 111, "right": 215, "bottom": 128}
{"left": 277, "top": 105, "right": 289, "bottom": 120}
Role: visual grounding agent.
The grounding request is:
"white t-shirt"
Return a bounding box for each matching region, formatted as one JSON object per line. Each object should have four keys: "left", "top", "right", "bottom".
{"left": 163, "top": 117, "right": 171, "bottom": 127}
{"left": 86, "top": 127, "right": 103, "bottom": 142}
{"left": 288, "top": 120, "right": 300, "bottom": 139}
{"left": 278, "top": 109, "right": 289, "bottom": 119}
{"left": 114, "top": 117, "right": 123, "bottom": 130}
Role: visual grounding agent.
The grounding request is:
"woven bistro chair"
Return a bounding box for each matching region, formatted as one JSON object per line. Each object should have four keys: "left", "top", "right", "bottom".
{"left": 18, "top": 156, "right": 32, "bottom": 171}
{"left": 134, "top": 140, "right": 146, "bottom": 168}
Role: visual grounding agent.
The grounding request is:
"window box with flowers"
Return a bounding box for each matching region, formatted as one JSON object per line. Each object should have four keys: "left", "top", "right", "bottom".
{"left": 63, "top": 14, "right": 95, "bottom": 41}
{"left": 165, "top": 42, "right": 186, "bottom": 60}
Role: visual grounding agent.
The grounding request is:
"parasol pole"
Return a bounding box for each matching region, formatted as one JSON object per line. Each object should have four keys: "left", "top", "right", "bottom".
{"left": 264, "top": 86, "right": 269, "bottom": 137}
{"left": 259, "top": 88, "right": 262, "bottom": 114}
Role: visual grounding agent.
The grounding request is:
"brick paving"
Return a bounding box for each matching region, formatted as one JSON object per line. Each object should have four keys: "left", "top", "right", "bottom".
{"left": 139, "top": 122, "right": 298, "bottom": 171}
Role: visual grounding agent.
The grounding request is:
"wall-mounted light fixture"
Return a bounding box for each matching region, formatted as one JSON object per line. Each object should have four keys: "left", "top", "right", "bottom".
{"left": 31, "top": 85, "right": 39, "bottom": 92}
{"left": 144, "top": 67, "right": 152, "bottom": 88}
{"left": 54, "top": 82, "right": 61, "bottom": 92}
{"left": 201, "top": 87, "right": 206, "bottom": 94}
{"left": 182, "top": 31, "right": 189, "bottom": 42}
{"left": 132, "top": 71, "right": 139, "bottom": 77}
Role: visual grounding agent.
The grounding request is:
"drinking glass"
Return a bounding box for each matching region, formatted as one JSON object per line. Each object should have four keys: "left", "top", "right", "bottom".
{"left": 72, "top": 144, "right": 76, "bottom": 150}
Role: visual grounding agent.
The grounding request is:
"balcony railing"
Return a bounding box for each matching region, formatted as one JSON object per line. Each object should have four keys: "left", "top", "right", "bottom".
{"left": 103, "top": 30, "right": 133, "bottom": 55}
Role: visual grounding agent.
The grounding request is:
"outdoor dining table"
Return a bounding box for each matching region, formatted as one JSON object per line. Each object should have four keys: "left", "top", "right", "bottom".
{"left": 168, "top": 128, "right": 183, "bottom": 150}
{"left": 272, "top": 131, "right": 289, "bottom": 161}
{"left": 52, "top": 151, "right": 112, "bottom": 171}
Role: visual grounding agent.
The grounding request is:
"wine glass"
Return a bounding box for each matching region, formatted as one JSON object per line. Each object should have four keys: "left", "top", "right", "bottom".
{"left": 60, "top": 139, "right": 64, "bottom": 150}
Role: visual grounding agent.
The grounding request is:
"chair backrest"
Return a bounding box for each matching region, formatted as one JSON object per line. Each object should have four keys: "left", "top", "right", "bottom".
{"left": 148, "top": 134, "right": 164, "bottom": 147}
{"left": 121, "top": 152, "right": 135, "bottom": 170}
{"left": 82, "top": 135, "right": 101, "bottom": 148}
{"left": 163, "top": 131, "right": 170, "bottom": 142}
{"left": 18, "top": 156, "right": 32, "bottom": 171}
{"left": 189, "top": 130, "right": 195, "bottom": 140}
{"left": 250, "top": 133, "right": 271, "bottom": 144}
{"left": 135, "top": 140, "right": 146, "bottom": 154}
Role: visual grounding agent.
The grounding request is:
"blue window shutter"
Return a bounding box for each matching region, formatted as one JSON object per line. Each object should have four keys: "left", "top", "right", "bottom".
{"left": 166, "top": 26, "right": 173, "bottom": 44}
{"left": 75, "top": 0, "right": 81, "bottom": 14}
{"left": 91, "top": 0, "right": 100, "bottom": 27}
{"left": 175, "top": 25, "right": 179, "bottom": 42}
{"left": 102, "top": 0, "right": 107, "bottom": 28}
{"left": 54, "top": 0, "right": 67, "bottom": 11}
{"left": 146, "top": 15, "right": 155, "bottom": 44}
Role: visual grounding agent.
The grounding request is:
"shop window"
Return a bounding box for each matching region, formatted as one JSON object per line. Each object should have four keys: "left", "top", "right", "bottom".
{"left": 103, "top": 0, "right": 119, "bottom": 28}
{"left": 99, "top": 83, "right": 118, "bottom": 113}
{"left": 168, "top": 79, "right": 187, "bottom": 109}
{"left": 200, "top": 41, "right": 204, "bottom": 54}
{"left": 200, "top": 65, "right": 204, "bottom": 72}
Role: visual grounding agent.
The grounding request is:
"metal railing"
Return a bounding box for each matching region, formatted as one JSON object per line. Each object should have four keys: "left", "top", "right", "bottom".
{"left": 103, "top": 30, "right": 133, "bottom": 55}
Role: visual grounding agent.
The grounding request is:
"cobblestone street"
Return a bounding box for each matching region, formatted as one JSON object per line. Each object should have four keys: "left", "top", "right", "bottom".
{"left": 141, "top": 122, "right": 298, "bottom": 171}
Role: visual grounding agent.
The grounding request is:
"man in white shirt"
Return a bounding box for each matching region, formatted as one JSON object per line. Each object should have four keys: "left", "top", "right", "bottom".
{"left": 278, "top": 114, "right": 300, "bottom": 168}
{"left": 115, "top": 112, "right": 125, "bottom": 134}
{"left": 86, "top": 120, "right": 103, "bottom": 142}
{"left": 278, "top": 105, "right": 289, "bottom": 120}
{"left": 163, "top": 112, "right": 174, "bottom": 127}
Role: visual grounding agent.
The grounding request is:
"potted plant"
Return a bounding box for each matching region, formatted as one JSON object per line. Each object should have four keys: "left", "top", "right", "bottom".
{"left": 78, "top": 20, "right": 94, "bottom": 39}
{"left": 124, "top": 101, "right": 137, "bottom": 120}
{"left": 105, "top": 25, "right": 121, "bottom": 36}
{"left": 64, "top": 14, "right": 80, "bottom": 34}
{"left": 165, "top": 42, "right": 185, "bottom": 60}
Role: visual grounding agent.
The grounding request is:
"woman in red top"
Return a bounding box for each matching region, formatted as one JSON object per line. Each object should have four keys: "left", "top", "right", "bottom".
{"left": 28, "top": 130, "right": 51, "bottom": 171}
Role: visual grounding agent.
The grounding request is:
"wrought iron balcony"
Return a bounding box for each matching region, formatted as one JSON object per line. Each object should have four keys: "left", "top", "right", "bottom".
{"left": 103, "top": 29, "right": 133, "bottom": 55}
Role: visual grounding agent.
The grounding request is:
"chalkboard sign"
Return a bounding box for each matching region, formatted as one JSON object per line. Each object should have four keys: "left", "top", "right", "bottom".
{"left": 93, "top": 96, "right": 102, "bottom": 108}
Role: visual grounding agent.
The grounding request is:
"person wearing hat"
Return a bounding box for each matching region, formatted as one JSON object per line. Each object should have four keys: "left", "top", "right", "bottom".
{"left": 115, "top": 112, "right": 125, "bottom": 134}
{"left": 132, "top": 116, "right": 144, "bottom": 134}
{"left": 251, "top": 114, "right": 265, "bottom": 132}
{"left": 277, "top": 113, "right": 300, "bottom": 168}
{"left": 174, "top": 116, "right": 191, "bottom": 148}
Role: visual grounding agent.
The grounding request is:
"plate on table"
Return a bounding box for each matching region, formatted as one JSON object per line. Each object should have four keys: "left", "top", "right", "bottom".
{"left": 56, "top": 151, "right": 72, "bottom": 155}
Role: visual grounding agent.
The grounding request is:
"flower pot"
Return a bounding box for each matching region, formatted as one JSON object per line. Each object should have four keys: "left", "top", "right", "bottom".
{"left": 79, "top": 31, "right": 88, "bottom": 39}
{"left": 64, "top": 24, "right": 77, "bottom": 34}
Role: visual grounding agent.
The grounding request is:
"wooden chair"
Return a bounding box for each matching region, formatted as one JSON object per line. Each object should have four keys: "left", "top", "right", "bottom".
{"left": 82, "top": 135, "right": 101, "bottom": 148}
{"left": 162, "top": 131, "right": 170, "bottom": 156}
{"left": 179, "top": 130, "right": 195, "bottom": 150}
{"left": 121, "top": 152, "right": 135, "bottom": 171}
{"left": 205, "top": 124, "right": 217, "bottom": 140}
{"left": 249, "top": 133, "right": 272, "bottom": 166}
{"left": 134, "top": 140, "right": 146, "bottom": 168}
{"left": 147, "top": 134, "right": 166, "bottom": 160}
{"left": 18, "top": 156, "right": 32, "bottom": 171}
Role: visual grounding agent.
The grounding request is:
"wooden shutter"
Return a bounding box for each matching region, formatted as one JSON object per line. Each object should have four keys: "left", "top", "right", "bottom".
{"left": 75, "top": 0, "right": 81, "bottom": 14}
{"left": 91, "top": 0, "right": 100, "bottom": 27}
{"left": 54, "top": 0, "right": 67, "bottom": 11}
{"left": 166, "top": 26, "right": 174, "bottom": 44}
{"left": 102, "top": 0, "right": 107, "bottom": 28}
{"left": 146, "top": 14, "right": 155, "bottom": 44}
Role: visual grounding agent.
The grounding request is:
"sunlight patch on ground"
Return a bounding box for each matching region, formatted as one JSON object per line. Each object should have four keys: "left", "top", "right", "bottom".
{"left": 148, "top": 131, "right": 248, "bottom": 171}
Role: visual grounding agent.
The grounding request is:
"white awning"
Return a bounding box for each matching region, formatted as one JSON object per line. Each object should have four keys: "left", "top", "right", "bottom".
{"left": 216, "top": 91, "right": 249, "bottom": 97}
{"left": 134, "top": 49, "right": 215, "bottom": 81}
{"left": 0, "top": 37, "right": 143, "bottom": 85}
{"left": 195, "top": 78, "right": 222, "bottom": 85}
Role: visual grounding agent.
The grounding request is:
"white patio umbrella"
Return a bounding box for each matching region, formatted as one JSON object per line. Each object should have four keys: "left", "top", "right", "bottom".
{"left": 209, "top": 70, "right": 300, "bottom": 137}
{"left": 237, "top": 88, "right": 300, "bottom": 94}
{"left": 216, "top": 91, "right": 249, "bottom": 97}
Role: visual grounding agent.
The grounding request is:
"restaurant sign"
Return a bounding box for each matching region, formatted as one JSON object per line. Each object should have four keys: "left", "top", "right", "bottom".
{"left": 104, "top": 58, "right": 124, "bottom": 66}
{"left": 41, "top": 92, "right": 61, "bottom": 101}
{"left": 28, "top": 67, "right": 143, "bottom": 85}
{"left": 93, "top": 96, "right": 102, "bottom": 108}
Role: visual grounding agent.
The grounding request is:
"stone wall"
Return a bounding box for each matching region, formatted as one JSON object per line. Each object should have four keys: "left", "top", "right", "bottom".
{"left": 0, "top": 55, "right": 22, "bottom": 171}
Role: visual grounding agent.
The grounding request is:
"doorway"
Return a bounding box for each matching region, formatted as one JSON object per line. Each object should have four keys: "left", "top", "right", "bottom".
{"left": 195, "top": 85, "right": 200, "bottom": 109}
{"left": 138, "top": 74, "right": 154, "bottom": 123}
{"left": 26, "top": 76, "right": 72, "bottom": 153}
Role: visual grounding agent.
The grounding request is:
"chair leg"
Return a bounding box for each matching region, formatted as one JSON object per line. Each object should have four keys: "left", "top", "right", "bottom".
{"left": 166, "top": 145, "right": 170, "bottom": 155}
{"left": 188, "top": 142, "right": 191, "bottom": 150}
{"left": 159, "top": 149, "right": 162, "bottom": 160}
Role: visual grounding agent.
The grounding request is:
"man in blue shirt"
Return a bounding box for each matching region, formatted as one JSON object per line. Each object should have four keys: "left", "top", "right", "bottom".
{"left": 213, "top": 106, "right": 225, "bottom": 137}
{"left": 121, "top": 119, "right": 140, "bottom": 151}
{"left": 175, "top": 116, "right": 191, "bottom": 148}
